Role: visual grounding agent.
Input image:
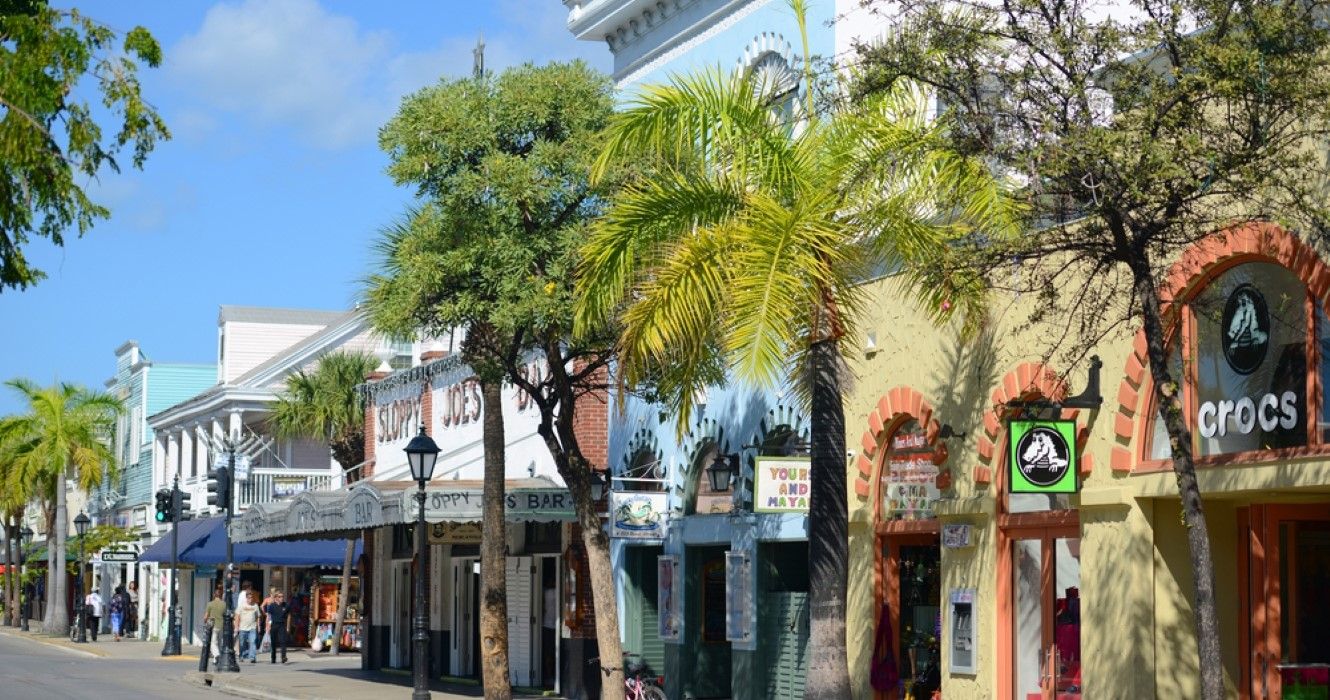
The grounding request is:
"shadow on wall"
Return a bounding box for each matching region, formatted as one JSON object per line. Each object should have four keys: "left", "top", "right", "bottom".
{"left": 931, "top": 325, "right": 1001, "bottom": 489}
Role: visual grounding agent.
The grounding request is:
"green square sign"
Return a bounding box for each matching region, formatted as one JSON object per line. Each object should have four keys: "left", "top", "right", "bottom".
{"left": 1008, "top": 420, "right": 1078, "bottom": 494}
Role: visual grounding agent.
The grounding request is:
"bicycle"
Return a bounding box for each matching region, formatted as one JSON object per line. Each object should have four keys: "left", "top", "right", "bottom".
{"left": 586, "top": 653, "right": 666, "bottom": 700}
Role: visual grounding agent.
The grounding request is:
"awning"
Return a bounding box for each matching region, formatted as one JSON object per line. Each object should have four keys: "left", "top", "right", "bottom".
{"left": 140, "top": 518, "right": 218, "bottom": 564}
{"left": 144, "top": 516, "right": 361, "bottom": 567}
{"left": 232, "top": 477, "right": 575, "bottom": 543}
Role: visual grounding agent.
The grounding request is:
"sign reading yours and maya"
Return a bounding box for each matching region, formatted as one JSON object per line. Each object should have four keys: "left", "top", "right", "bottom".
{"left": 754, "top": 457, "right": 811, "bottom": 513}
{"left": 1008, "top": 420, "right": 1078, "bottom": 494}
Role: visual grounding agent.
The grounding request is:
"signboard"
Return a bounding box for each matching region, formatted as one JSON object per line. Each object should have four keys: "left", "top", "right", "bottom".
{"left": 941, "top": 523, "right": 973, "bottom": 549}
{"left": 100, "top": 550, "right": 138, "bottom": 563}
{"left": 416, "top": 487, "right": 577, "bottom": 522}
{"left": 725, "top": 551, "right": 751, "bottom": 643}
{"left": 609, "top": 491, "right": 668, "bottom": 539}
{"left": 428, "top": 522, "right": 482, "bottom": 545}
{"left": 658, "top": 555, "right": 681, "bottom": 641}
{"left": 234, "top": 454, "right": 251, "bottom": 482}
{"left": 753, "top": 457, "right": 811, "bottom": 513}
{"left": 273, "top": 476, "right": 308, "bottom": 499}
{"left": 885, "top": 425, "right": 939, "bottom": 519}
{"left": 1007, "top": 420, "right": 1078, "bottom": 494}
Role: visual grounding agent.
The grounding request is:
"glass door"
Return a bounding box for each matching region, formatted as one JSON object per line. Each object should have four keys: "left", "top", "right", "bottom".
{"left": 1011, "top": 528, "right": 1081, "bottom": 700}
{"left": 1247, "top": 504, "right": 1330, "bottom": 699}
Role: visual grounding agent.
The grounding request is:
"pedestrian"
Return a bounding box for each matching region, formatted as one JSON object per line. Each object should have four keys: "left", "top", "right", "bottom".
{"left": 109, "top": 585, "right": 128, "bottom": 641}
{"left": 235, "top": 590, "right": 260, "bottom": 663}
{"left": 262, "top": 590, "right": 290, "bottom": 664}
{"left": 83, "top": 589, "right": 103, "bottom": 642}
{"left": 204, "top": 587, "right": 226, "bottom": 665}
{"left": 126, "top": 581, "right": 139, "bottom": 638}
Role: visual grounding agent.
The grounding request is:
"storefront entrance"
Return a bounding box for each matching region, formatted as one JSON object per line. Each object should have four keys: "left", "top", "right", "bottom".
{"left": 879, "top": 535, "right": 942, "bottom": 699}
{"left": 1242, "top": 504, "right": 1330, "bottom": 699}
{"left": 1008, "top": 526, "right": 1081, "bottom": 700}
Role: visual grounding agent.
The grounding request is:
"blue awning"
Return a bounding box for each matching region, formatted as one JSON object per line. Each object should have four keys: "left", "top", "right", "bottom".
{"left": 139, "top": 518, "right": 218, "bottom": 564}
{"left": 142, "top": 517, "right": 361, "bottom": 567}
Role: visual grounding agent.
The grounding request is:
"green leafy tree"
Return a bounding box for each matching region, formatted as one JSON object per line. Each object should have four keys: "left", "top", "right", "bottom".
{"left": 365, "top": 60, "right": 625, "bottom": 697}
{"left": 269, "top": 350, "right": 377, "bottom": 472}
{"left": 0, "top": 0, "right": 169, "bottom": 291}
{"left": 0, "top": 379, "right": 122, "bottom": 635}
{"left": 853, "top": 0, "right": 1330, "bottom": 694}
{"left": 574, "top": 2, "right": 1020, "bottom": 694}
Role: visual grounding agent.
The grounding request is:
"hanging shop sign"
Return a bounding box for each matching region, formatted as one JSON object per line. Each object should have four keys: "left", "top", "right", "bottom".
{"left": 886, "top": 428, "right": 939, "bottom": 519}
{"left": 416, "top": 487, "right": 577, "bottom": 522}
{"left": 100, "top": 550, "right": 138, "bottom": 563}
{"left": 941, "top": 523, "right": 973, "bottom": 549}
{"left": 1007, "top": 420, "right": 1078, "bottom": 494}
{"left": 428, "top": 522, "right": 482, "bottom": 545}
{"left": 609, "top": 491, "right": 668, "bottom": 539}
{"left": 753, "top": 456, "right": 811, "bottom": 513}
{"left": 658, "top": 555, "right": 681, "bottom": 641}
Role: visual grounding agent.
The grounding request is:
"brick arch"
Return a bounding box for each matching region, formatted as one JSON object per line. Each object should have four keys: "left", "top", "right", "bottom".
{"left": 1108, "top": 221, "right": 1330, "bottom": 473}
{"left": 852, "top": 386, "right": 948, "bottom": 503}
{"left": 973, "top": 363, "right": 1093, "bottom": 485}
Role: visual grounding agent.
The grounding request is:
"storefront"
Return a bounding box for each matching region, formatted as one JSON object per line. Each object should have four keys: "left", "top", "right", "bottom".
{"left": 845, "top": 222, "right": 1330, "bottom": 700}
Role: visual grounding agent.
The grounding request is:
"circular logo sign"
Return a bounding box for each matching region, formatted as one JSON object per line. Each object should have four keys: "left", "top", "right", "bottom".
{"left": 1222, "top": 283, "right": 1269, "bottom": 375}
{"left": 1014, "top": 426, "right": 1071, "bottom": 487}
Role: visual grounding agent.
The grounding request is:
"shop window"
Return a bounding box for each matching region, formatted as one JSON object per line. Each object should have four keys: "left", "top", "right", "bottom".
{"left": 1145, "top": 261, "right": 1320, "bottom": 461}
{"left": 899, "top": 545, "right": 941, "bottom": 693}
{"left": 878, "top": 419, "right": 939, "bottom": 521}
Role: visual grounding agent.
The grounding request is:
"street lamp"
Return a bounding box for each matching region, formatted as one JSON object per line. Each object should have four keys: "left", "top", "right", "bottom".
{"left": 73, "top": 511, "right": 89, "bottom": 643}
{"left": 588, "top": 470, "right": 606, "bottom": 502}
{"left": 404, "top": 425, "right": 440, "bottom": 700}
{"left": 19, "top": 527, "right": 31, "bottom": 632}
{"left": 706, "top": 453, "right": 737, "bottom": 492}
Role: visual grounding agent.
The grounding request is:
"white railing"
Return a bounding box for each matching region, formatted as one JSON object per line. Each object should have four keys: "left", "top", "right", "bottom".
{"left": 237, "top": 469, "right": 343, "bottom": 510}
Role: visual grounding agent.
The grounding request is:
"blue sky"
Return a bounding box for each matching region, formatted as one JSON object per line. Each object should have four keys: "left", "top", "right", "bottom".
{"left": 0, "top": 0, "right": 609, "bottom": 414}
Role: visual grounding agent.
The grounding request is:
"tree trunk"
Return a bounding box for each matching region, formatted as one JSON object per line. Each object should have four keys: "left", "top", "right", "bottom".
{"left": 331, "top": 538, "right": 356, "bottom": 655}
{"left": 805, "top": 337, "right": 851, "bottom": 699}
{"left": 479, "top": 377, "right": 513, "bottom": 698}
{"left": 1131, "top": 255, "right": 1224, "bottom": 700}
{"left": 46, "top": 476, "right": 69, "bottom": 635}
{"left": 577, "top": 490, "right": 624, "bottom": 700}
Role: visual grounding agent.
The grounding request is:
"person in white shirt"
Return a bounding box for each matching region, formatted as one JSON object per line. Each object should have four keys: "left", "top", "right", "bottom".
{"left": 235, "top": 591, "right": 261, "bottom": 663}
{"left": 84, "top": 590, "right": 103, "bottom": 642}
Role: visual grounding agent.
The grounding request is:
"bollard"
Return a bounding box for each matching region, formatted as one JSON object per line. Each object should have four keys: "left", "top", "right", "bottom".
{"left": 199, "top": 621, "right": 214, "bottom": 672}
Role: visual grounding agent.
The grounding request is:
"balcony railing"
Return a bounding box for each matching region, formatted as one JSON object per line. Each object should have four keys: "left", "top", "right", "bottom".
{"left": 237, "top": 469, "right": 343, "bottom": 509}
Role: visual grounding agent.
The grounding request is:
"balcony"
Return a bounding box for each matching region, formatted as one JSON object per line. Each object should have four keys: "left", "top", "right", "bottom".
{"left": 238, "top": 469, "right": 343, "bottom": 509}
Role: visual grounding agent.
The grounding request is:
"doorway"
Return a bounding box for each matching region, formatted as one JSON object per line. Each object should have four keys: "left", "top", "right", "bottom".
{"left": 879, "top": 535, "right": 942, "bottom": 699}
{"left": 1242, "top": 504, "right": 1330, "bottom": 699}
{"left": 1009, "top": 527, "right": 1081, "bottom": 700}
{"left": 451, "top": 558, "right": 478, "bottom": 677}
{"left": 391, "top": 561, "right": 411, "bottom": 668}
{"left": 535, "top": 555, "right": 560, "bottom": 689}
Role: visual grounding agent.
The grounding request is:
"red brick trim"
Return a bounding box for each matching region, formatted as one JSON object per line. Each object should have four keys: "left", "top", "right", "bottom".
{"left": 853, "top": 386, "right": 947, "bottom": 504}
{"left": 975, "top": 363, "right": 1090, "bottom": 486}
{"left": 1110, "top": 222, "right": 1330, "bottom": 474}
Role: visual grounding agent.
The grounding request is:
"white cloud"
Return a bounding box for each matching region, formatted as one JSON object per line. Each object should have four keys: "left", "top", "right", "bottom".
{"left": 170, "top": 0, "right": 612, "bottom": 150}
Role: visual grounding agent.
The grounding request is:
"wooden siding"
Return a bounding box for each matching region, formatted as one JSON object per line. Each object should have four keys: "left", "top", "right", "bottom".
{"left": 221, "top": 320, "right": 327, "bottom": 383}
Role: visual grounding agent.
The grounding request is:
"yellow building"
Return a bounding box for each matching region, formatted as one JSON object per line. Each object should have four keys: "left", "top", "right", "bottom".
{"left": 846, "top": 222, "right": 1330, "bottom": 700}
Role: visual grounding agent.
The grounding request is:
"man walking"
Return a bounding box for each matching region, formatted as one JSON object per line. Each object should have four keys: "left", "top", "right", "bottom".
{"left": 262, "top": 590, "right": 290, "bottom": 664}
{"left": 235, "top": 590, "right": 260, "bottom": 663}
{"left": 204, "top": 587, "right": 226, "bottom": 666}
{"left": 83, "top": 589, "right": 103, "bottom": 642}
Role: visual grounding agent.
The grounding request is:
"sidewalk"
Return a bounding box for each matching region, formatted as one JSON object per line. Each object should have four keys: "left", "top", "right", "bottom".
{"left": 0, "top": 627, "right": 558, "bottom": 700}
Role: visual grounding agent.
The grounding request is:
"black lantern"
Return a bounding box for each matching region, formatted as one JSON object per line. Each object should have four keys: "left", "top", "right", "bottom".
{"left": 73, "top": 511, "right": 89, "bottom": 537}
{"left": 404, "top": 425, "right": 441, "bottom": 486}
{"left": 588, "top": 470, "right": 606, "bottom": 502}
{"left": 19, "top": 526, "right": 31, "bottom": 544}
{"left": 706, "top": 453, "right": 736, "bottom": 492}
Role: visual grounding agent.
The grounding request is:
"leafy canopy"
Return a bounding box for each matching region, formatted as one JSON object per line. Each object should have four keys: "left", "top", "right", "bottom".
{"left": 0, "top": 1, "right": 169, "bottom": 291}
{"left": 575, "top": 60, "right": 1022, "bottom": 428}
{"left": 0, "top": 378, "right": 123, "bottom": 503}
{"left": 364, "top": 60, "right": 619, "bottom": 369}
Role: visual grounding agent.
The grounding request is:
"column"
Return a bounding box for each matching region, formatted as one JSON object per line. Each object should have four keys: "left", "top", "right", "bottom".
{"left": 167, "top": 432, "right": 180, "bottom": 482}
{"left": 180, "top": 427, "right": 195, "bottom": 481}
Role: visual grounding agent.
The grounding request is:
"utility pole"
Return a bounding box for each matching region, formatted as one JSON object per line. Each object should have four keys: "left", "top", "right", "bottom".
{"left": 473, "top": 34, "right": 484, "bottom": 79}
{"left": 216, "top": 445, "right": 240, "bottom": 673}
{"left": 161, "top": 475, "right": 182, "bottom": 656}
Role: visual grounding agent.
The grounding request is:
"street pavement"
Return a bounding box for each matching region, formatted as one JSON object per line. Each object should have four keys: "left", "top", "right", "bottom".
{"left": 0, "top": 627, "right": 555, "bottom": 700}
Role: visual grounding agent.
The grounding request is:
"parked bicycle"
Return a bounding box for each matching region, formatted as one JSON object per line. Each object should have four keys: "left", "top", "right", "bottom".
{"left": 586, "top": 653, "right": 666, "bottom": 700}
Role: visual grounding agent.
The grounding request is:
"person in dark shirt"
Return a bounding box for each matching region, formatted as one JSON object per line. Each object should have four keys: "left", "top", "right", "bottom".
{"left": 263, "top": 591, "right": 290, "bottom": 664}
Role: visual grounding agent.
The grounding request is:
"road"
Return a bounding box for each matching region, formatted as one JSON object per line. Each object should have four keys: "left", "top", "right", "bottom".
{"left": 0, "top": 631, "right": 204, "bottom": 700}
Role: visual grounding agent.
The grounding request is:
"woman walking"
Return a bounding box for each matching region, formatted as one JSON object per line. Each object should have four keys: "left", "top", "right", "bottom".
{"left": 108, "top": 585, "right": 127, "bottom": 641}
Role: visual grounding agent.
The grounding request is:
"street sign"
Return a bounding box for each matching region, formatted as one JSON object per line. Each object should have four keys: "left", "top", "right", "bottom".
{"left": 100, "top": 551, "right": 138, "bottom": 563}
{"left": 235, "top": 454, "right": 251, "bottom": 482}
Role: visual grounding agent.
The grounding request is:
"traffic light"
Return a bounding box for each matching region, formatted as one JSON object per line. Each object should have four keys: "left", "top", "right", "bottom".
{"left": 154, "top": 489, "right": 172, "bottom": 523}
{"left": 174, "top": 489, "right": 190, "bottom": 520}
{"left": 206, "top": 468, "right": 232, "bottom": 510}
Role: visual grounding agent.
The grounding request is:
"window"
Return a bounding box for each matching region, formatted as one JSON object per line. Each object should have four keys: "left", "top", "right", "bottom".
{"left": 878, "top": 419, "right": 938, "bottom": 522}
{"left": 389, "top": 339, "right": 414, "bottom": 370}
{"left": 1146, "top": 261, "right": 1320, "bottom": 460}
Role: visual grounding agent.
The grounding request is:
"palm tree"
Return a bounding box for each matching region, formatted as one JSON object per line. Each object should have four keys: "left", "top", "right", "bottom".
{"left": 0, "top": 380, "right": 122, "bottom": 636}
{"left": 574, "top": 3, "right": 1021, "bottom": 694}
{"left": 268, "top": 349, "right": 376, "bottom": 654}
{"left": 269, "top": 350, "right": 377, "bottom": 473}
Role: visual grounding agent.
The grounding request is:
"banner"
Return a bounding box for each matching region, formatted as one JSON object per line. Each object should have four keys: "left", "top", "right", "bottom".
{"left": 609, "top": 491, "right": 668, "bottom": 539}
{"left": 753, "top": 457, "right": 811, "bottom": 513}
{"left": 658, "top": 555, "right": 681, "bottom": 641}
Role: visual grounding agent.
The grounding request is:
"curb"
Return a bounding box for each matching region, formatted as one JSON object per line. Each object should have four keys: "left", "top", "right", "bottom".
{"left": 184, "top": 671, "right": 334, "bottom": 700}
{"left": 0, "top": 628, "right": 103, "bottom": 658}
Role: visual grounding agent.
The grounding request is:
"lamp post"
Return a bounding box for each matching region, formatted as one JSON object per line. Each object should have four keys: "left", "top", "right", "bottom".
{"left": 19, "top": 526, "right": 31, "bottom": 632}
{"left": 404, "top": 425, "right": 440, "bottom": 700}
{"left": 74, "top": 511, "right": 89, "bottom": 643}
{"left": 217, "top": 452, "right": 240, "bottom": 673}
